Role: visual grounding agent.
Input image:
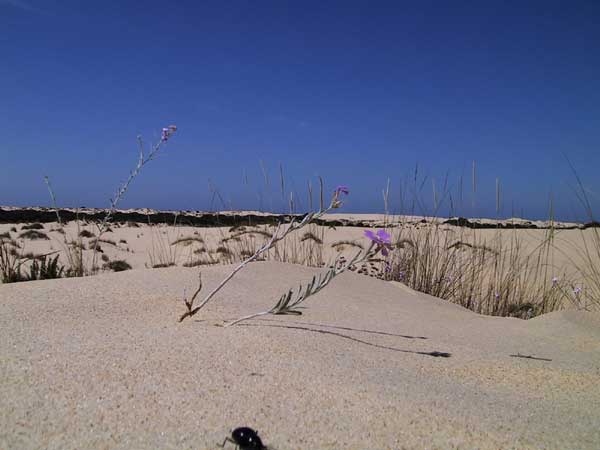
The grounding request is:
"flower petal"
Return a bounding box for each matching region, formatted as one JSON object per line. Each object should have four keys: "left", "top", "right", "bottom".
{"left": 364, "top": 230, "right": 376, "bottom": 241}
{"left": 376, "top": 229, "right": 391, "bottom": 243}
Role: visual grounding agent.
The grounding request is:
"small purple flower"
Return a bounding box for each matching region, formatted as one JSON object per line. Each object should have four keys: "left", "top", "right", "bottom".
{"left": 574, "top": 287, "right": 582, "bottom": 295}
{"left": 398, "top": 270, "right": 406, "bottom": 280}
{"left": 494, "top": 292, "right": 500, "bottom": 300}
{"left": 331, "top": 185, "right": 349, "bottom": 208}
{"left": 364, "top": 229, "right": 393, "bottom": 256}
{"left": 161, "top": 124, "right": 177, "bottom": 142}
{"left": 551, "top": 276, "right": 559, "bottom": 285}
{"left": 384, "top": 261, "right": 392, "bottom": 273}
{"left": 334, "top": 185, "right": 349, "bottom": 196}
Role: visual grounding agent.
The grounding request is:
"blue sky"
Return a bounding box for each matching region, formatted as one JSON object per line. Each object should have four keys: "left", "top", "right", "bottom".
{"left": 1, "top": 1, "right": 599, "bottom": 220}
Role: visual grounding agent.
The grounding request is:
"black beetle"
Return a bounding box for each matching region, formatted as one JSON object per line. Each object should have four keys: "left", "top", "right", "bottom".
{"left": 219, "top": 427, "right": 266, "bottom": 450}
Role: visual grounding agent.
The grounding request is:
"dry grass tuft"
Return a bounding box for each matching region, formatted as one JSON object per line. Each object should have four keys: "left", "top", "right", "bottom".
{"left": 300, "top": 232, "right": 323, "bottom": 245}
{"left": 21, "top": 223, "right": 44, "bottom": 230}
{"left": 79, "top": 229, "right": 96, "bottom": 238}
{"left": 103, "top": 259, "right": 132, "bottom": 272}
{"left": 171, "top": 236, "right": 205, "bottom": 246}
{"left": 331, "top": 240, "right": 363, "bottom": 251}
{"left": 19, "top": 230, "right": 49, "bottom": 240}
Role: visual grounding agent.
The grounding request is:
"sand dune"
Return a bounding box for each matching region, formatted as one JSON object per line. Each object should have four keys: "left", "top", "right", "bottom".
{"left": 1, "top": 262, "right": 599, "bottom": 449}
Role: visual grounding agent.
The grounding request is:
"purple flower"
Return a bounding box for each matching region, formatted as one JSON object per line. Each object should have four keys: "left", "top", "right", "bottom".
{"left": 331, "top": 185, "right": 349, "bottom": 209}
{"left": 551, "top": 276, "right": 559, "bottom": 285}
{"left": 494, "top": 292, "right": 500, "bottom": 299}
{"left": 334, "top": 185, "right": 349, "bottom": 196}
{"left": 364, "top": 229, "right": 392, "bottom": 256}
{"left": 574, "top": 287, "right": 582, "bottom": 295}
{"left": 161, "top": 124, "right": 177, "bottom": 142}
{"left": 398, "top": 270, "right": 406, "bottom": 280}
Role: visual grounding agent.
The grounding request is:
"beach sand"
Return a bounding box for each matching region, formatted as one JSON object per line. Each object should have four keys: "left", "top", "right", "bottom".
{"left": 1, "top": 261, "right": 599, "bottom": 449}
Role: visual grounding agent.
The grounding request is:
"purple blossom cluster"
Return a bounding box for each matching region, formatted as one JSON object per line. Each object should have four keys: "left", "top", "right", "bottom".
{"left": 161, "top": 125, "right": 177, "bottom": 142}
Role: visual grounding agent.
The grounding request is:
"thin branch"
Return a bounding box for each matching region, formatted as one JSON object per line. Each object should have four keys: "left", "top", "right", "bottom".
{"left": 223, "top": 244, "right": 375, "bottom": 327}
{"left": 179, "top": 187, "right": 350, "bottom": 321}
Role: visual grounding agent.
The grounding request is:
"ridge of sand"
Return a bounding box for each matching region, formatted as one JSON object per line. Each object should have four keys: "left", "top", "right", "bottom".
{"left": 1, "top": 262, "right": 599, "bottom": 449}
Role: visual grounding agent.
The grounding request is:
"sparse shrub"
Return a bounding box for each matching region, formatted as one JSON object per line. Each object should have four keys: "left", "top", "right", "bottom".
{"left": 69, "top": 240, "right": 87, "bottom": 250}
{"left": 0, "top": 232, "right": 10, "bottom": 240}
{"left": 79, "top": 230, "right": 95, "bottom": 238}
{"left": 240, "top": 249, "right": 254, "bottom": 258}
{"left": 21, "top": 223, "right": 44, "bottom": 230}
{"left": 21, "top": 252, "right": 46, "bottom": 261}
{"left": 10, "top": 227, "right": 17, "bottom": 232}
{"left": 101, "top": 254, "right": 109, "bottom": 262}
{"left": 216, "top": 246, "right": 232, "bottom": 255}
{"left": 385, "top": 221, "right": 571, "bottom": 318}
{"left": 151, "top": 262, "right": 176, "bottom": 268}
{"left": 0, "top": 242, "right": 24, "bottom": 283}
{"left": 27, "top": 255, "right": 65, "bottom": 281}
{"left": 119, "top": 239, "right": 127, "bottom": 244}
{"left": 183, "top": 259, "right": 204, "bottom": 267}
{"left": 19, "top": 230, "right": 49, "bottom": 240}
{"left": 103, "top": 260, "right": 132, "bottom": 272}
{"left": 300, "top": 231, "right": 323, "bottom": 244}
{"left": 91, "top": 238, "right": 116, "bottom": 247}
{"left": 331, "top": 240, "right": 363, "bottom": 251}
{"left": 183, "top": 258, "right": 217, "bottom": 267}
{"left": 171, "top": 236, "right": 204, "bottom": 246}
{"left": 127, "top": 221, "right": 140, "bottom": 228}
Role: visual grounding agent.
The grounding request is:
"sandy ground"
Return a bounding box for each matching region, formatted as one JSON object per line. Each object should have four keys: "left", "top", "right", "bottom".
{"left": 1, "top": 261, "right": 599, "bottom": 449}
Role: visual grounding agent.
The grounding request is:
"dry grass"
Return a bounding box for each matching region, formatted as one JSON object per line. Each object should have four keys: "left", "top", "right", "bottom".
{"left": 171, "top": 236, "right": 205, "bottom": 246}
{"left": 331, "top": 239, "right": 364, "bottom": 252}
{"left": 300, "top": 231, "right": 323, "bottom": 245}
{"left": 19, "top": 230, "right": 49, "bottom": 240}
{"left": 380, "top": 219, "right": 577, "bottom": 318}
{"left": 147, "top": 217, "right": 183, "bottom": 268}
{"left": 21, "top": 223, "right": 44, "bottom": 230}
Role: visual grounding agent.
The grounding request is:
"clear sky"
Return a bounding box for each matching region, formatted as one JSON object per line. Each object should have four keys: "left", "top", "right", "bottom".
{"left": 1, "top": 1, "right": 599, "bottom": 221}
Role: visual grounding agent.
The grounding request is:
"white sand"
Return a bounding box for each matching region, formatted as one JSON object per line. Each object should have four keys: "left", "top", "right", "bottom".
{"left": 1, "top": 262, "right": 599, "bottom": 449}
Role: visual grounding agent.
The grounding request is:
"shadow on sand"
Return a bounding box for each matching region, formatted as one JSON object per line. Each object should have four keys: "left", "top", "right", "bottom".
{"left": 239, "top": 319, "right": 451, "bottom": 358}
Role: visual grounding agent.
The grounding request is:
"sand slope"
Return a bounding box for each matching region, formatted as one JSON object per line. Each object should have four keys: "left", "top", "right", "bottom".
{"left": 1, "top": 262, "right": 599, "bottom": 449}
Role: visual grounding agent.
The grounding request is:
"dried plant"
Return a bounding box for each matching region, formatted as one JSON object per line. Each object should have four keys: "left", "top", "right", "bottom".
{"left": 300, "top": 231, "right": 323, "bottom": 245}
{"left": 148, "top": 214, "right": 183, "bottom": 268}
{"left": 21, "top": 223, "right": 44, "bottom": 230}
{"left": 0, "top": 241, "right": 24, "bottom": 282}
{"left": 103, "top": 259, "right": 132, "bottom": 272}
{"left": 331, "top": 240, "right": 364, "bottom": 251}
{"left": 44, "top": 125, "right": 177, "bottom": 277}
{"left": 223, "top": 245, "right": 372, "bottom": 326}
{"left": 18, "top": 230, "right": 49, "bottom": 240}
{"left": 172, "top": 236, "right": 205, "bottom": 246}
{"left": 223, "top": 229, "right": 393, "bottom": 326}
{"left": 179, "top": 186, "right": 350, "bottom": 322}
{"left": 27, "top": 255, "right": 64, "bottom": 280}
